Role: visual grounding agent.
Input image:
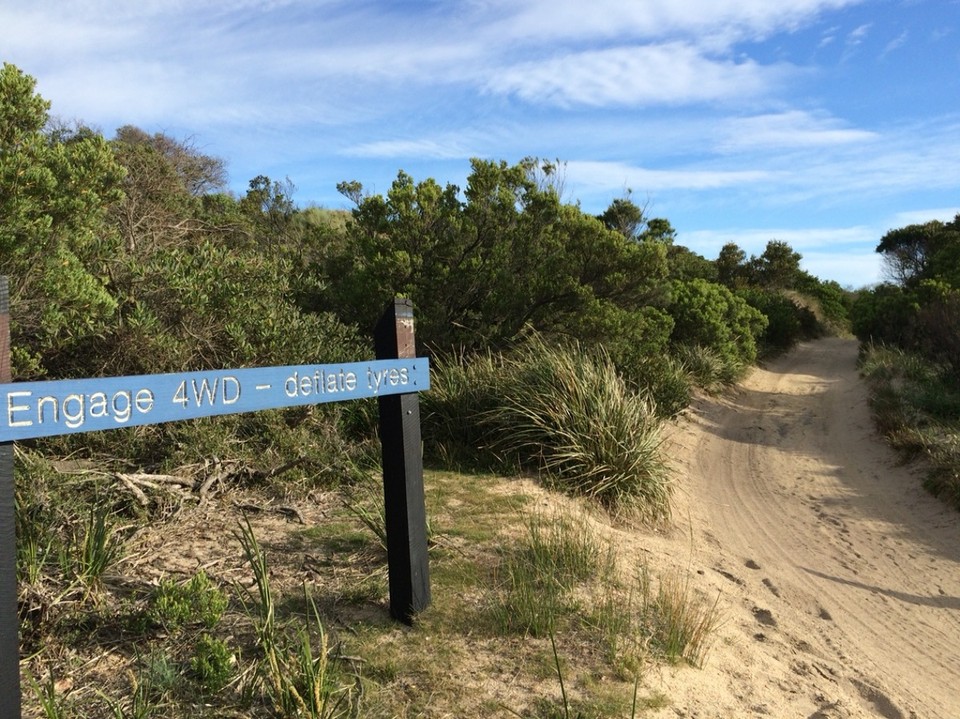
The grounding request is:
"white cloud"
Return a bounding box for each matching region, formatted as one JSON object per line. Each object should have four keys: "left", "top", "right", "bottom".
{"left": 567, "top": 160, "right": 773, "bottom": 192}
{"left": 847, "top": 23, "right": 872, "bottom": 44}
{"left": 882, "top": 30, "right": 909, "bottom": 56}
{"left": 802, "top": 251, "right": 882, "bottom": 287}
{"left": 889, "top": 207, "right": 960, "bottom": 226}
{"left": 717, "top": 111, "right": 878, "bottom": 151}
{"left": 486, "top": 43, "right": 786, "bottom": 107}
{"left": 485, "top": 0, "right": 865, "bottom": 45}
{"left": 342, "top": 138, "right": 474, "bottom": 160}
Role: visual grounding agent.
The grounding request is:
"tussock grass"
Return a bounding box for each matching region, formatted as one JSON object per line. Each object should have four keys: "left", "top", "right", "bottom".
{"left": 492, "top": 342, "right": 670, "bottom": 520}
{"left": 489, "top": 510, "right": 610, "bottom": 637}
{"left": 673, "top": 343, "right": 745, "bottom": 392}
{"left": 639, "top": 568, "right": 719, "bottom": 667}
{"left": 489, "top": 506, "right": 718, "bottom": 676}
{"left": 430, "top": 338, "right": 670, "bottom": 522}
{"left": 425, "top": 337, "right": 672, "bottom": 521}
{"left": 235, "top": 516, "right": 357, "bottom": 718}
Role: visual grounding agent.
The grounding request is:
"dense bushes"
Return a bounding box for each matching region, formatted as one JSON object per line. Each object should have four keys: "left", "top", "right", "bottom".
{"left": 851, "top": 214, "right": 960, "bottom": 373}
{"left": 851, "top": 215, "right": 960, "bottom": 507}
{"left": 1, "top": 61, "right": 856, "bottom": 520}
{"left": 738, "top": 288, "right": 819, "bottom": 356}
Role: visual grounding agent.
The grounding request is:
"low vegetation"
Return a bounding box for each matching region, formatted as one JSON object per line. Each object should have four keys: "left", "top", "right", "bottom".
{"left": 18, "top": 466, "right": 721, "bottom": 718}
{"left": 859, "top": 345, "right": 960, "bottom": 508}
{"left": 852, "top": 212, "right": 960, "bottom": 506}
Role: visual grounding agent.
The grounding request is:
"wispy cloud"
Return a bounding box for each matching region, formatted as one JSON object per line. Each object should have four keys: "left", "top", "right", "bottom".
{"left": 889, "top": 207, "right": 960, "bottom": 227}
{"left": 566, "top": 160, "right": 774, "bottom": 192}
{"left": 486, "top": 43, "right": 788, "bottom": 107}
{"left": 847, "top": 23, "right": 872, "bottom": 45}
{"left": 717, "top": 111, "right": 878, "bottom": 151}
{"left": 882, "top": 30, "right": 909, "bottom": 56}
{"left": 486, "top": 0, "right": 864, "bottom": 45}
{"left": 342, "top": 138, "right": 475, "bottom": 160}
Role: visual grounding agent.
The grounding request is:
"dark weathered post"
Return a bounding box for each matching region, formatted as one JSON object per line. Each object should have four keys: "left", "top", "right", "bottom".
{"left": 374, "top": 298, "right": 430, "bottom": 623}
{"left": 0, "top": 277, "right": 21, "bottom": 717}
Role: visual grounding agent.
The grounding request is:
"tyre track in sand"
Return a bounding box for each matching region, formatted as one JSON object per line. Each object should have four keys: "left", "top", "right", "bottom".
{"left": 664, "top": 337, "right": 960, "bottom": 718}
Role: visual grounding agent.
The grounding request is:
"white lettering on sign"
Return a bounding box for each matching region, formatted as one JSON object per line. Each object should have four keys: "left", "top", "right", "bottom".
{"left": 283, "top": 369, "right": 358, "bottom": 398}
{"left": 6, "top": 388, "right": 156, "bottom": 430}
{"left": 1, "top": 358, "right": 429, "bottom": 442}
{"left": 367, "top": 366, "right": 409, "bottom": 393}
{"left": 172, "top": 377, "right": 241, "bottom": 408}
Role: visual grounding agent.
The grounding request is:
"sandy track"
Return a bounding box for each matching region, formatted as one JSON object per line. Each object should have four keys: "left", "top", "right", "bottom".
{"left": 646, "top": 337, "right": 960, "bottom": 718}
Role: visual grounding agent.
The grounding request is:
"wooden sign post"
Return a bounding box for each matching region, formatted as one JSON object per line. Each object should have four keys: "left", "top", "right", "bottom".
{"left": 375, "top": 298, "right": 431, "bottom": 623}
{"left": 0, "top": 285, "right": 432, "bottom": 715}
{"left": 0, "top": 277, "right": 20, "bottom": 717}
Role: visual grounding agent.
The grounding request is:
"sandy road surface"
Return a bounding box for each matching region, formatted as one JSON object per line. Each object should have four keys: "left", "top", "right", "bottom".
{"left": 645, "top": 337, "right": 960, "bottom": 718}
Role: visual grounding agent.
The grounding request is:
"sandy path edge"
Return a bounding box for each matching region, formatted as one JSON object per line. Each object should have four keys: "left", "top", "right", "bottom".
{"left": 637, "top": 337, "right": 960, "bottom": 719}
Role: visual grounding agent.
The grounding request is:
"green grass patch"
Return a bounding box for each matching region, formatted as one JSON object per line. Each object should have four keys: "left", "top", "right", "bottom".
{"left": 860, "top": 343, "right": 960, "bottom": 508}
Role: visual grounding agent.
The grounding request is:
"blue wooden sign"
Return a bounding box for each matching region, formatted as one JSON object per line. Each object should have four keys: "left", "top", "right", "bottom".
{"left": 0, "top": 358, "right": 429, "bottom": 442}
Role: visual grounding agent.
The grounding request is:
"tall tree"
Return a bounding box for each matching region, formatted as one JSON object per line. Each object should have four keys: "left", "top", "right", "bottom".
{"left": 877, "top": 220, "right": 957, "bottom": 287}
{"left": 751, "top": 240, "right": 802, "bottom": 289}
{"left": 598, "top": 194, "right": 646, "bottom": 240}
{"left": 716, "top": 242, "right": 747, "bottom": 288}
{"left": 111, "top": 126, "right": 227, "bottom": 253}
{"left": 0, "top": 63, "right": 125, "bottom": 377}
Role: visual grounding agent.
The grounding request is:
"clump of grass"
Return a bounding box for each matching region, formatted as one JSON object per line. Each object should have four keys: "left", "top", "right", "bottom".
{"left": 424, "top": 337, "right": 672, "bottom": 520}
{"left": 622, "top": 354, "right": 691, "bottom": 419}
{"left": 639, "top": 567, "right": 720, "bottom": 667}
{"left": 673, "top": 343, "right": 745, "bottom": 392}
{"left": 28, "top": 669, "right": 68, "bottom": 719}
{"left": 491, "top": 339, "right": 670, "bottom": 520}
{"left": 235, "top": 516, "right": 355, "bottom": 718}
{"left": 489, "top": 544, "right": 571, "bottom": 638}
{"left": 586, "top": 581, "right": 648, "bottom": 677}
{"left": 341, "top": 472, "right": 391, "bottom": 552}
{"left": 489, "top": 510, "right": 610, "bottom": 637}
{"left": 420, "top": 349, "right": 508, "bottom": 470}
{"left": 524, "top": 510, "right": 610, "bottom": 586}
{"left": 100, "top": 669, "right": 163, "bottom": 719}
{"left": 74, "top": 502, "right": 124, "bottom": 588}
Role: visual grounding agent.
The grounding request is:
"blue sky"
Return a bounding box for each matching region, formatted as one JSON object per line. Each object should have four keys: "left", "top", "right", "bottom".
{"left": 2, "top": 0, "right": 959, "bottom": 287}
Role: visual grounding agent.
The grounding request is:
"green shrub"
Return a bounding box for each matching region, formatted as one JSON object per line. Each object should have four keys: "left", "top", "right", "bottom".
{"left": 190, "top": 634, "right": 235, "bottom": 694}
{"left": 147, "top": 570, "right": 228, "bottom": 631}
{"left": 668, "top": 279, "right": 767, "bottom": 368}
{"left": 738, "top": 287, "right": 818, "bottom": 356}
